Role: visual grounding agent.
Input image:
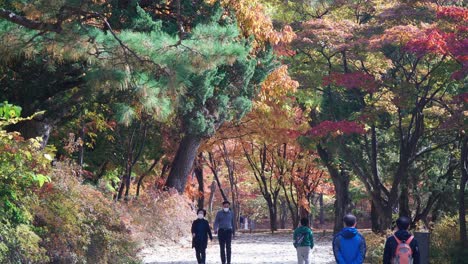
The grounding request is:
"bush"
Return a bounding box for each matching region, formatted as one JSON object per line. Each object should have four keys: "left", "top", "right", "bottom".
{"left": 363, "top": 231, "right": 388, "bottom": 264}
{"left": 34, "top": 163, "right": 140, "bottom": 264}
{"left": 0, "top": 222, "right": 48, "bottom": 263}
{"left": 123, "top": 188, "right": 194, "bottom": 245}
{"left": 0, "top": 107, "right": 51, "bottom": 263}
{"left": 430, "top": 214, "right": 467, "bottom": 264}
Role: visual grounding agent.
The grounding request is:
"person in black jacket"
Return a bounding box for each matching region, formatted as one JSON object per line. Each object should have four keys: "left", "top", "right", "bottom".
{"left": 192, "top": 209, "right": 213, "bottom": 264}
{"left": 383, "top": 216, "right": 420, "bottom": 264}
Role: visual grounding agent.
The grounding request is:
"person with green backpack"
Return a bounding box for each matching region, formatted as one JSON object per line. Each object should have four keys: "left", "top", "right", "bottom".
{"left": 293, "top": 218, "right": 314, "bottom": 264}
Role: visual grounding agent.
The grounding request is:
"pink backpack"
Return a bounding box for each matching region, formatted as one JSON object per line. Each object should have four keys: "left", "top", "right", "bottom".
{"left": 392, "top": 235, "right": 414, "bottom": 264}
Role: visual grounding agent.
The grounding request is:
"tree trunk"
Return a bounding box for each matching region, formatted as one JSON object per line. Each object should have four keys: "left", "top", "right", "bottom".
{"left": 319, "top": 193, "right": 325, "bottom": 226}
{"left": 79, "top": 122, "right": 85, "bottom": 175}
{"left": 282, "top": 181, "right": 299, "bottom": 229}
{"left": 460, "top": 136, "right": 467, "bottom": 247}
{"left": 399, "top": 177, "right": 411, "bottom": 218}
{"left": 332, "top": 166, "right": 351, "bottom": 233}
{"left": 136, "top": 158, "right": 159, "bottom": 197}
{"left": 194, "top": 153, "right": 204, "bottom": 209}
{"left": 165, "top": 134, "right": 202, "bottom": 193}
{"left": 6, "top": 119, "right": 52, "bottom": 149}
{"left": 280, "top": 198, "right": 288, "bottom": 229}
{"left": 317, "top": 144, "right": 351, "bottom": 234}
{"left": 371, "top": 199, "right": 393, "bottom": 233}
{"left": 208, "top": 181, "right": 217, "bottom": 215}
{"left": 267, "top": 199, "right": 278, "bottom": 232}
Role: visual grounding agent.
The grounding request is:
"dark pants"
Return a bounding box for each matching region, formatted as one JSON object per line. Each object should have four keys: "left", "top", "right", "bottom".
{"left": 218, "top": 229, "right": 232, "bottom": 264}
{"left": 194, "top": 247, "right": 206, "bottom": 264}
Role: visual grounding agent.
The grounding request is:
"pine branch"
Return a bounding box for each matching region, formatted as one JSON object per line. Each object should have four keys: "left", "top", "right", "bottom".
{"left": 0, "top": 8, "right": 62, "bottom": 33}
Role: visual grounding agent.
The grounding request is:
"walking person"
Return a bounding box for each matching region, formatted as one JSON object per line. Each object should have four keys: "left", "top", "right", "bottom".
{"left": 192, "top": 209, "right": 212, "bottom": 264}
{"left": 214, "top": 200, "right": 235, "bottom": 264}
{"left": 383, "top": 216, "right": 420, "bottom": 264}
{"left": 333, "top": 214, "right": 367, "bottom": 264}
{"left": 293, "top": 217, "right": 314, "bottom": 264}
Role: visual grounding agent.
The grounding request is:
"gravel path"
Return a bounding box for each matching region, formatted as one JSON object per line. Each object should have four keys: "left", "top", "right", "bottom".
{"left": 140, "top": 231, "right": 335, "bottom": 264}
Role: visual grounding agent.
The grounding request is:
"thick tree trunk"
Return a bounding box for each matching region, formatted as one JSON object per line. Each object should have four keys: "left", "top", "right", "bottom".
{"left": 460, "top": 136, "right": 467, "bottom": 247}
{"left": 371, "top": 199, "right": 393, "bottom": 233}
{"left": 333, "top": 167, "right": 351, "bottom": 233}
{"left": 399, "top": 178, "right": 411, "bottom": 218}
{"left": 317, "top": 144, "right": 351, "bottom": 234}
{"left": 267, "top": 199, "right": 278, "bottom": 232}
{"left": 6, "top": 119, "right": 52, "bottom": 149}
{"left": 165, "top": 134, "right": 202, "bottom": 193}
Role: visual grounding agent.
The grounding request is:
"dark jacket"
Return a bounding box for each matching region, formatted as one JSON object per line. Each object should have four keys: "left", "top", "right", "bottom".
{"left": 383, "top": 230, "right": 420, "bottom": 264}
{"left": 333, "top": 227, "right": 366, "bottom": 264}
{"left": 191, "top": 218, "right": 212, "bottom": 249}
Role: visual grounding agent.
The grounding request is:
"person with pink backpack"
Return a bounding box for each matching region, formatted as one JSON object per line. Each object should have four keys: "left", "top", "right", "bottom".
{"left": 383, "top": 216, "right": 420, "bottom": 264}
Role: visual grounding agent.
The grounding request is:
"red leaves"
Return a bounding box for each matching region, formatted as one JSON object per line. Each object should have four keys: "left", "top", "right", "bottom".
{"left": 323, "top": 72, "right": 379, "bottom": 93}
{"left": 405, "top": 29, "right": 450, "bottom": 56}
{"left": 436, "top": 6, "right": 468, "bottom": 22}
{"left": 307, "top": 120, "right": 366, "bottom": 138}
{"left": 404, "top": 27, "right": 468, "bottom": 79}
{"left": 454, "top": 92, "right": 468, "bottom": 103}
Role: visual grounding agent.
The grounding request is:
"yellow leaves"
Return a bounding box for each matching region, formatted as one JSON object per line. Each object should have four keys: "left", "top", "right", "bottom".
{"left": 207, "top": 0, "right": 296, "bottom": 48}
{"left": 259, "top": 65, "right": 299, "bottom": 104}
{"left": 370, "top": 88, "right": 398, "bottom": 114}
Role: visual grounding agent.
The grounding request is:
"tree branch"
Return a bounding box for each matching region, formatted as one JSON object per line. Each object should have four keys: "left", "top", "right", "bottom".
{"left": 0, "top": 8, "right": 62, "bottom": 32}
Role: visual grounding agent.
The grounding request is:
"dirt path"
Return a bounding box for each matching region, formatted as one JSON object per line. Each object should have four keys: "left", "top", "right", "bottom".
{"left": 140, "top": 231, "right": 335, "bottom": 264}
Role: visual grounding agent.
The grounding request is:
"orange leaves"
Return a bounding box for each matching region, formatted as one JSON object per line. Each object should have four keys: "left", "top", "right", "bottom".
{"left": 259, "top": 65, "right": 299, "bottom": 104}
{"left": 209, "top": 0, "right": 296, "bottom": 48}
{"left": 437, "top": 6, "right": 468, "bottom": 22}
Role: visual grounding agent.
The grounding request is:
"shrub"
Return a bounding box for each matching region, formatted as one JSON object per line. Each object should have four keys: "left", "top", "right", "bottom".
{"left": 123, "top": 188, "right": 194, "bottom": 245}
{"left": 0, "top": 106, "right": 51, "bottom": 263}
{"left": 430, "top": 214, "right": 467, "bottom": 264}
{"left": 34, "top": 164, "right": 140, "bottom": 264}
{"left": 363, "top": 231, "right": 388, "bottom": 264}
{"left": 0, "top": 222, "right": 48, "bottom": 263}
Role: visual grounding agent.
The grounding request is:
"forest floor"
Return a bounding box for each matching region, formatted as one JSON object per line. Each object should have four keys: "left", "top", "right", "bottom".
{"left": 140, "top": 230, "right": 335, "bottom": 264}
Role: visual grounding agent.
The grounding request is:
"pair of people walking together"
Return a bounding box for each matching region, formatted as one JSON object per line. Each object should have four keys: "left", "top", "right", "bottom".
{"left": 192, "top": 201, "right": 234, "bottom": 264}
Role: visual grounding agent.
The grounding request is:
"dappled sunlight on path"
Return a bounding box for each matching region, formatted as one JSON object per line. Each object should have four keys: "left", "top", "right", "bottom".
{"left": 141, "top": 231, "right": 335, "bottom": 264}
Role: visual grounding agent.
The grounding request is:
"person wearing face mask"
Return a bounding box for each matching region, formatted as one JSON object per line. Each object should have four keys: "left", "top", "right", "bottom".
{"left": 192, "top": 209, "right": 212, "bottom": 264}
{"left": 214, "top": 200, "right": 235, "bottom": 264}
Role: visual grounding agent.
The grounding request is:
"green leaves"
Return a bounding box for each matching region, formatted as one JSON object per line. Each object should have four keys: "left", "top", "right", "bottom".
{"left": 33, "top": 174, "right": 50, "bottom": 188}
{"left": 0, "top": 101, "right": 22, "bottom": 120}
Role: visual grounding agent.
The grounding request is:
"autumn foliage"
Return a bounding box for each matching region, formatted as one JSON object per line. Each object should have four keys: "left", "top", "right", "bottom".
{"left": 323, "top": 72, "right": 379, "bottom": 93}
{"left": 307, "top": 120, "right": 366, "bottom": 138}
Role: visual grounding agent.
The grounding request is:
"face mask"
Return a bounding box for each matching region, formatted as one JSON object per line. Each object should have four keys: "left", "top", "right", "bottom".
{"left": 197, "top": 214, "right": 204, "bottom": 219}
{"left": 223, "top": 208, "right": 229, "bottom": 212}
